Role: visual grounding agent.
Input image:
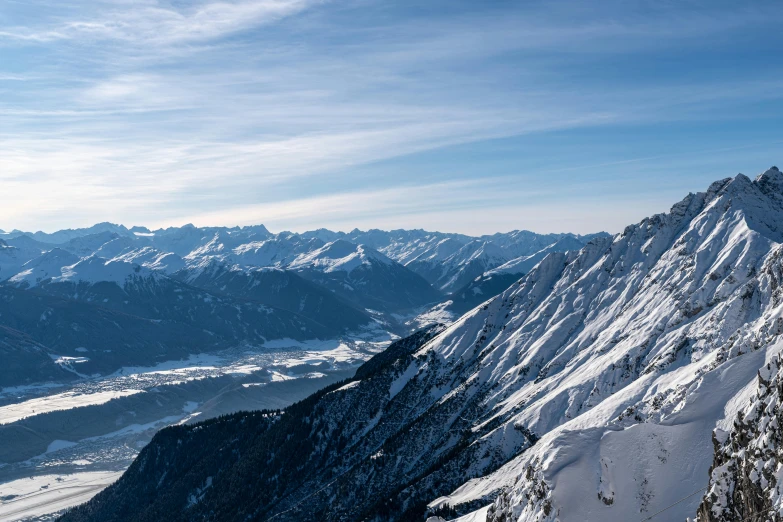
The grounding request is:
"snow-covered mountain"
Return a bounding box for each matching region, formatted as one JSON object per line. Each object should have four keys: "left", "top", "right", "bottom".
{"left": 0, "top": 235, "right": 55, "bottom": 279}
{"left": 230, "top": 227, "right": 601, "bottom": 295}
{"left": 7, "top": 248, "right": 80, "bottom": 288}
{"left": 60, "top": 231, "right": 123, "bottom": 257}
{"left": 0, "top": 219, "right": 601, "bottom": 393}
{"left": 697, "top": 354, "right": 783, "bottom": 521}
{"left": 288, "top": 239, "right": 393, "bottom": 273}
{"left": 419, "top": 240, "right": 509, "bottom": 292}
{"left": 0, "top": 222, "right": 134, "bottom": 245}
{"left": 228, "top": 234, "right": 325, "bottom": 268}
{"left": 145, "top": 224, "right": 273, "bottom": 257}
{"left": 53, "top": 256, "right": 154, "bottom": 286}
{"left": 288, "top": 239, "right": 443, "bottom": 313}
{"left": 486, "top": 235, "right": 587, "bottom": 277}
{"left": 396, "top": 232, "right": 603, "bottom": 293}
{"left": 57, "top": 167, "right": 783, "bottom": 522}
{"left": 347, "top": 229, "right": 471, "bottom": 265}
{"left": 462, "top": 168, "right": 783, "bottom": 521}
{"left": 109, "top": 247, "right": 185, "bottom": 273}
{"left": 0, "top": 221, "right": 598, "bottom": 325}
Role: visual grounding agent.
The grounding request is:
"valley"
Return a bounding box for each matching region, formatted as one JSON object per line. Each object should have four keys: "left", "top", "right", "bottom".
{"left": 0, "top": 336, "right": 390, "bottom": 521}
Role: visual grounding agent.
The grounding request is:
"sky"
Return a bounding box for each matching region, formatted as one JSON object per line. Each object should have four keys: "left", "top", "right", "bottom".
{"left": 1, "top": 0, "right": 783, "bottom": 236}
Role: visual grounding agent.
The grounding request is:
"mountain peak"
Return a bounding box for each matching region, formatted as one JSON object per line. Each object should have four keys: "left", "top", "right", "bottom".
{"left": 7, "top": 248, "right": 81, "bottom": 287}
{"left": 754, "top": 165, "right": 783, "bottom": 193}
{"left": 289, "top": 239, "right": 392, "bottom": 273}
{"left": 239, "top": 223, "right": 270, "bottom": 235}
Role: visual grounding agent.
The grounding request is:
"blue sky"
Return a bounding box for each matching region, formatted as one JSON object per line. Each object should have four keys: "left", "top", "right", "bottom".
{"left": 1, "top": 0, "right": 782, "bottom": 235}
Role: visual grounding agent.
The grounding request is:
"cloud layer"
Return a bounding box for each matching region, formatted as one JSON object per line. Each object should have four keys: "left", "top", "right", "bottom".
{"left": 2, "top": 0, "right": 783, "bottom": 234}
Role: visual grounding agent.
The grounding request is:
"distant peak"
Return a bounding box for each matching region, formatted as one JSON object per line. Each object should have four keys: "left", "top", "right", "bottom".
{"left": 700, "top": 170, "right": 783, "bottom": 205}
{"left": 753, "top": 166, "right": 783, "bottom": 198}
{"left": 241, "top": 223, "right": 270, "bottom": 233}
{"left": 756, "top": 166, "right": 783, "bottom": 182}
{"left": 705, "top": 177, "right": 733, "bottom": 199}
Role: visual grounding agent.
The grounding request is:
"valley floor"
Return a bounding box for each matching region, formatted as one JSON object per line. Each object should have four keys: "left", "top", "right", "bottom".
{"left": 0, "top": 333, "right": 393, "bottom": 521}
{"left": 0, "top": 472, "right": 123, "bottom": 522}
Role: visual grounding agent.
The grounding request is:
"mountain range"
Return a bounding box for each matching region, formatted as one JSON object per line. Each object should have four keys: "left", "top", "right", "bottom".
{"left": 54, "top": 166, "right": 783, "bottom": 522}
{"left": 0, "top": 225, "right": 602, "bottom": 387}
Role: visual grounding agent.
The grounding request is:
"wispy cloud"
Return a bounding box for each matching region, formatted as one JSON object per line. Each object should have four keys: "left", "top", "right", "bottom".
{"left": 0, "top": 0, "right": 321, "bottom": 44}
{"left": 2, "top": 0, "right": 783, "bottom": 233}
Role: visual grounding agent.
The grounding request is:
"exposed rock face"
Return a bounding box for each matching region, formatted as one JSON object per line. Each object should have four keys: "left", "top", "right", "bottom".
{"left": 698, "top": 354, "right": 783, "bottom": 522}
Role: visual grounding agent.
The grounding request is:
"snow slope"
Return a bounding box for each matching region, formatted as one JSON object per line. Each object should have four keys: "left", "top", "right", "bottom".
{"left": 697, "top": 351, "right": 783, "bottom": 521}
{"left": 0, "top": 236, "right": 54, "bottom": 281}
{"left": 53, "top": 257, "right": 154, "bottom": 286}
{"left": 7, "top": 248, "right": 79, "bottom": 288}
{"left": 229, "top": 235, "right": 324, "bottom": 268}
{"left": 428, "top": 240, "right": 509, "bottom": 292}
{"left": 417, "top": 168, "right": 783, "bottom": 521}
{"left": 108, "top": 247, "right": 185, "bottom": 274}
{"left": 486, "top": 236, "right": 587, "bottom": 277}
{"left": 288, "top": 240, "right": 442, "bottom": 313}
{"left": 288, "top": 239, "right": 393, "bottom": 274}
